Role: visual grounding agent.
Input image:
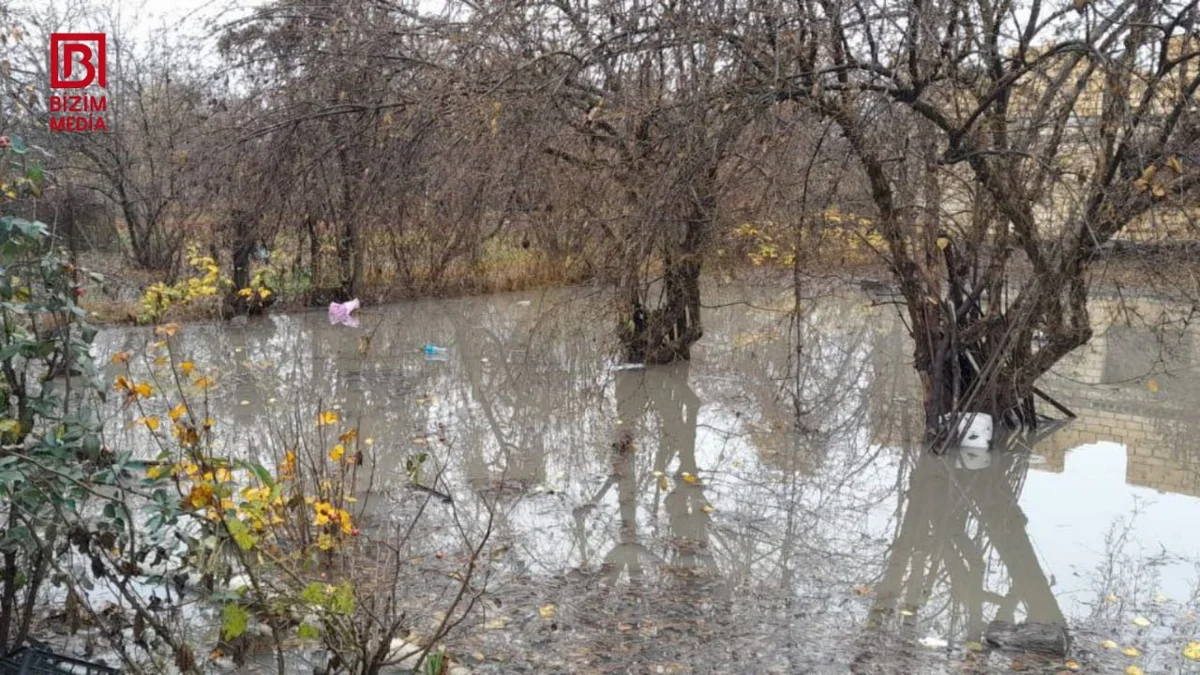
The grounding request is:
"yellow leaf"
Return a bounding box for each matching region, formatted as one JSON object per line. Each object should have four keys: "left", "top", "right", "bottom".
{"left": 936, "top": 236, "right": 951, "bottom": 250}
{"left": 317, "top": 410, "right": 339, "bottom": 426}
{"left": 154, "top": 322, "right": 180, "bottom": 337}
{"left": 1133, "top": 616, "right": 1151, "bottom": 628}
{"left": 539, "top": 604, "right": 555, "bottom": 619}
{"left": 1152, "top": 183, "right": 1166, "bottom": 198}
{"left": 1184, "top": 641, "right": 1200, "bottom": 660}
{"left": 1101, "top": 640, "right": 1119, "bottom": 649}
{"left": 1063, "top": 660, "right": 1080, "bottom": 671}
{"left": 1123, "top": 646, "right": 1141, "bottom": 656}
{"left": 1169, "top": 155, "right": 1184, "bottom": 174}
{"left": 146, "top": 465, "right": 163, "bottom": 479}
{"left": 657, "top": 474, "right": 669, "bottom": 490}
{"left": 179, "top": 361, "right": 194, "bottom": 375}
{"left": 681, "top": 472, "right": 699, "bottom": 485}
{"left": 143, "top": 416, "right": 160, "bottom": 431}
{"left": 133, "top": 382, "right": 153, "bottom": 399}
{"left": 1126, "top": 667, "right": 1144, "bottom": 675}
{"left": 1142, "top": 164, "right": 1158, "bottom": 182}
{"left": 194, "top": 376, "right": 213, "bottom": 389}
{"left": 329, "top": 444, "right": 345, "bottom": 462}
{"left": 237, "top": 287, "right": 253, "bottom": 298}
{"left": 153, "top": 356, "right": 168, "bottom": 366}
{"left": 1133, "top": 178, "right": 1149, "bottom": 193}
{"left": 259, "top": 288, "right": 272, "bottom": 300}
{"left": 168, "top": 403, "right": 187, "bottom": 421}
{"left": 701, "top": 503, "right": 715, "bottom": 513}
{"left": 111, "top": 351, "right": 130, "bottom": 365}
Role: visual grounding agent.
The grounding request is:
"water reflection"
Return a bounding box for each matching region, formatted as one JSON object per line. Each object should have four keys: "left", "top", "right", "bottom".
{"left": 91, "top": 287, "right": 1200, "bottom": 673}
{"left": 852, "top": 432, "right": 1069, "bottom": 674}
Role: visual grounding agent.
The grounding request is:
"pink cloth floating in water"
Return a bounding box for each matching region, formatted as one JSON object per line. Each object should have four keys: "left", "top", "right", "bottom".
{"left": 328, "top": 299, "right": 361, "bottom": 327}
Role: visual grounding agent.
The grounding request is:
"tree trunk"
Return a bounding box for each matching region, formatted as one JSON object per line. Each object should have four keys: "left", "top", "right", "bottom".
{"left": 619, "top": 215, "right": 709, "bottom": 364}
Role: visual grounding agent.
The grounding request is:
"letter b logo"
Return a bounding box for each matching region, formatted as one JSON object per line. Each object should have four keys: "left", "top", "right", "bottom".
{"left": 50, "top": 33, "right": 106, "bottom": 89}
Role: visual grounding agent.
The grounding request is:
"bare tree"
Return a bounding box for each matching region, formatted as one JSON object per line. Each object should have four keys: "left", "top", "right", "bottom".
{"left": 724, "top": 0, "right": 1200, "bottom": 433}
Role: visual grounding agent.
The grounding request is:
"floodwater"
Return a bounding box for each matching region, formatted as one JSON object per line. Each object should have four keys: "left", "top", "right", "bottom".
{"left": 94, "top": 282, "right": 1200, "bottom": 674}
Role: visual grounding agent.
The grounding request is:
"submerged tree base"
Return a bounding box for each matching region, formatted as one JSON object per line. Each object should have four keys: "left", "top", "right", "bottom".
{"left": 619, "top": 305, "right": 703, "bottom": 365}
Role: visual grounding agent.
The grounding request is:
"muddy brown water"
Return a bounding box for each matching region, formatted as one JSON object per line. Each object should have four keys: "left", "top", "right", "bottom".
{"left": 93, "top": 282, "right": 1200, "bottom": 674}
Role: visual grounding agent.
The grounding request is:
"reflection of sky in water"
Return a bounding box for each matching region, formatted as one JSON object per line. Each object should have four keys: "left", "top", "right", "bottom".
{"left": 89, "top": 287, "right": 1200, "bottom": 671}
{"left": 1025, "top": 441, "right": 1200, "bottom": 607}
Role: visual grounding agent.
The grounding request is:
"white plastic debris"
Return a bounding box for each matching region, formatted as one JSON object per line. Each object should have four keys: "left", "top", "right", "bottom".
{"left": 919, "top": 636, "right": 949, "bottom": 649}
{"left": 943, "top": 411, "right": 993, "bottom": 448}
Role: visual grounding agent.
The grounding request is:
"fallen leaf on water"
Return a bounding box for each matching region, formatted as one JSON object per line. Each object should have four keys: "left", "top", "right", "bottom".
{"left": 1126, "top": 667, "right": 1144, "bottom": 675}
{"left": 1100, "top": 640, "right": 1119, "bottom": 649}
{"left": 1063, "top": 660, "right": 1080, "bottom": 671}
{"left": 701, "top": 504, "right": 714, "bottom": 513}
{"left": 1123, "top": 646, "right": 1141, "bottom": 657}
{"left": 1133, "top": 616, "right": 1152, "bottom": 628}
{"left": 1184, "top": 641, "right": 1200, "bottom": 660}
{"left": 539, "top": 604, "right": 556, "bottom": 619}
{"left": 851, "top": 585, "right": 873, "bottom": 597}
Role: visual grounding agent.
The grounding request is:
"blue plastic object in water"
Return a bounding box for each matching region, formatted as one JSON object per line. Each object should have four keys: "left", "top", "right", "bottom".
{"left": 422, "top": 344, "right": 447, "bottom": 356}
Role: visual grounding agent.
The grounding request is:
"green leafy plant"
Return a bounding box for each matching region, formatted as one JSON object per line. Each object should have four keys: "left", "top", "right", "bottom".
{"left": 0, "top": 134, "right": 109, "bottom": 653}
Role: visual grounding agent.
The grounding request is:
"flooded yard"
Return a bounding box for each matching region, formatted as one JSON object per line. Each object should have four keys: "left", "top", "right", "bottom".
{"left": 93, "top": 283, "right": 1200, "bottom": 674}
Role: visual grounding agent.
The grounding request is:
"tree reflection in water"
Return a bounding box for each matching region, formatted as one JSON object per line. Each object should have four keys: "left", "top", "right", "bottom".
{"left": 853, "top": 426, "right": 1069, "bottom": 674}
